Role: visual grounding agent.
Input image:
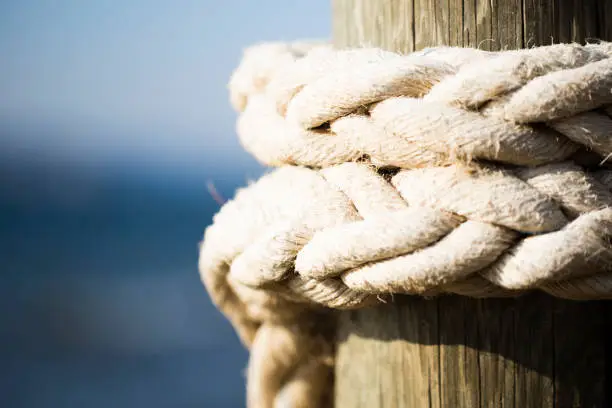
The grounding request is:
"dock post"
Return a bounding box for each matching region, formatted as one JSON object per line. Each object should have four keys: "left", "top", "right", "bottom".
{"left": 332, "top": 1, "right": 612, "bottom": 406}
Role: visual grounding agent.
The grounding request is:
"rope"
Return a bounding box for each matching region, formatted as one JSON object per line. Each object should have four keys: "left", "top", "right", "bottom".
{"left": 200, "top": 41, "right": 612, "bottom": 408}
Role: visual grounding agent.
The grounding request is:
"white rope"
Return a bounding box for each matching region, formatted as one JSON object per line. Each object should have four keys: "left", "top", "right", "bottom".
{"left": 200, "top": 41, "right": 612, "bottom": 408}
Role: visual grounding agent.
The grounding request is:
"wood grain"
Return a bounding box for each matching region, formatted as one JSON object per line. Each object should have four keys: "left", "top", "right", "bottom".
{"left": 333, "top": 0, "right": 612, "bottom": 52}
{"left": 476, "top": 298, "right": 516, "bottom": 408}
{"left": 336, "top": 295, "right": 610, "bottom": 407}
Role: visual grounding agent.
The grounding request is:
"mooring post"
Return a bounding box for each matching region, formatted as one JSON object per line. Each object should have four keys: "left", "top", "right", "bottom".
{"left": 332, "top": 1, "right": 612, "bottom": 407}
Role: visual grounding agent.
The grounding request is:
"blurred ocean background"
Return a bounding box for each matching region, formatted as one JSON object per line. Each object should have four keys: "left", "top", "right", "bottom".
{"left": 0, "top": 1, "right": 328, "bottom": 407}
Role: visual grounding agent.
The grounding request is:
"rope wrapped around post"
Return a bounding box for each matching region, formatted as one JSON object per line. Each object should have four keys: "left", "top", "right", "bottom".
{"left": 199, "top": 41, "right": 612, "bottom": 408}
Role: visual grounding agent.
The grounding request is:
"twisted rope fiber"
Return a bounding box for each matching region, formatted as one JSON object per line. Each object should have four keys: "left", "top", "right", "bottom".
{"left": 199, "top": 41, "right": 612, "bottom": 408}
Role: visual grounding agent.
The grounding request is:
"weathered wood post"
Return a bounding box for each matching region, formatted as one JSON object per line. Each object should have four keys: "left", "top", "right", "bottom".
{"left": 332, "top": 1, "right": 612, "bottom": 407}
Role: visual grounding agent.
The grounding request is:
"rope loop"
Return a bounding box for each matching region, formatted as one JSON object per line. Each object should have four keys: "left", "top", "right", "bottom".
{"left": 202, "top": 40, "right": 612, "bottom": 408}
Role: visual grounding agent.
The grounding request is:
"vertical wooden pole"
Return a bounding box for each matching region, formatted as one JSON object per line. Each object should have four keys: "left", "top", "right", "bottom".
{"left": 333, "top": 0, "right": 612, "bottom": 52}
{"left": 332, "top": 1, "right": 612, "bottom": 407}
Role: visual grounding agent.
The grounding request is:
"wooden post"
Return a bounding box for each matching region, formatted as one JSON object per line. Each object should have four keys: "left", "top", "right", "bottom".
{"left": 332, "top": 1, "right": 612, "bottom": 407}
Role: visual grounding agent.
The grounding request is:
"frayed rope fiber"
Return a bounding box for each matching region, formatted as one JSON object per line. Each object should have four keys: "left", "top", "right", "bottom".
{"left": 199, "top": 41, "right": 612, "bottom": 408}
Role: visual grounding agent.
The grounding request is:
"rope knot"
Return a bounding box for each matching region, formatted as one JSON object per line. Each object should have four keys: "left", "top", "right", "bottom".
{"left": 201, "top": 40, "right": 612, "bottom": 408}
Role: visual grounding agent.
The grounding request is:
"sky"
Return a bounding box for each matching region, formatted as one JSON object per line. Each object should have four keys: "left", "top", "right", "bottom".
{"left": 0, "top": 1, "right": 330, "bottom": 173}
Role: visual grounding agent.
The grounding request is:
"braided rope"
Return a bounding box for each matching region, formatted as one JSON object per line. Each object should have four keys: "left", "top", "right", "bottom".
{"left": 200, "top": 41, "right": 612, "bottom": 408}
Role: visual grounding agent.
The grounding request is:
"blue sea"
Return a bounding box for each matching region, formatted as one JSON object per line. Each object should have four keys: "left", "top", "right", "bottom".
{"left": 0, "top": 159, "right": 262, "bottom": 407}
